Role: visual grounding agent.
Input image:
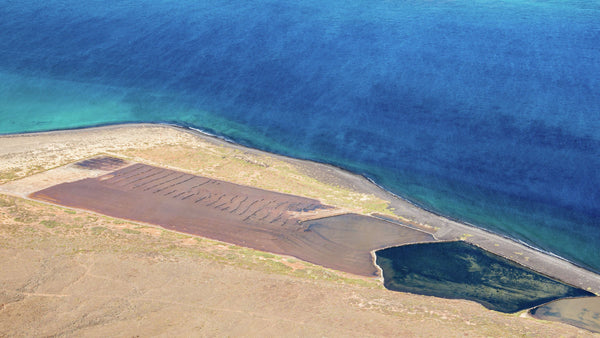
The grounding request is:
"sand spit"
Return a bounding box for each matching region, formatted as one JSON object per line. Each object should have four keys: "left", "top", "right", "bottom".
{"left": 1, "top": 124, "right": 599, "bottom": 294}
{"left": 2, "top": 123, "right": 600, "bottom": 335}
{"left": 1, "top": 125, "right": 599, "bottom": 284}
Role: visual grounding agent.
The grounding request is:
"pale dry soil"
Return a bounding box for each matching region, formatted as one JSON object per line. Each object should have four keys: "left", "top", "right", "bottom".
{"left": 0, "top": 124, "right": 599, "bottom": 336}
{"left": 0, "top": 124, "right": 391, "bottom": 215}
{"left": 2, "top": 124, "right": 596, "bottom": 295}
{"left": 0, "top": 195, "right": 593, "bottom": 337}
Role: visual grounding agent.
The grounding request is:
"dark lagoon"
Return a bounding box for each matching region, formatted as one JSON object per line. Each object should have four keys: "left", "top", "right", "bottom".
{"left": 376, "top": 241, "right": 594, "bottom": 313}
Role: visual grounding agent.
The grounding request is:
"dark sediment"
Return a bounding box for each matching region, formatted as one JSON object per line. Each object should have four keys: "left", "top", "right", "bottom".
{"left": 302, "top": 214, "right": 434, "bottom": 275}
{"left": 30, "top": 163, "right": 433, "bottom": 276}
{"left": 74, "top": 156, "right": 128, "bottom": 171}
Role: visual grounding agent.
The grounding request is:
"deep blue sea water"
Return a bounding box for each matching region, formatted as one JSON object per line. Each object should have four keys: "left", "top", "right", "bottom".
{"left": 1, "top": 0, "right": 598, "bottom": 272}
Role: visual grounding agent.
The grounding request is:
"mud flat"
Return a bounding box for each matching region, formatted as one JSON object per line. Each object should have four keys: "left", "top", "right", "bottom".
{"left": 530, "top": 296, "right": 600, "bottom": 333}
{"left": 0, "top": 192, "right": 590, "bottom": 336}
{"left": 30, "top": 162, "right": 434, "bottom": 276}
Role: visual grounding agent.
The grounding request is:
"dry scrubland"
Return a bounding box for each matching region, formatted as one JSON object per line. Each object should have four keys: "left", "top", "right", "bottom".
{"left": 0, "top": 125, "right": 596, "bottom": 336}
{"left": 0, "top": 194, "right": 592, "bottom": 336}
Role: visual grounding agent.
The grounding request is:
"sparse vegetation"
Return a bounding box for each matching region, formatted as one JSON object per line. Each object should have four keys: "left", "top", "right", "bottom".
{"left": 0, "top": 165, "right": 49, "bottom": 184}
{"left": 0, "top": 193, "right": 376, "bottom": 288}
{"left": 122, "top": 228, "right": 140, "bottom": 235}
{"left": 91, "top": 226, "right": 107, "bottom": 234}
{"left": 0, "top": 167, "right": 22, "bottom": 183}
{"left": 41, "top": 220, "right": 62, "bottom": 228}
{"left": 121, "top": 144, "right": 395, "bottom": 216}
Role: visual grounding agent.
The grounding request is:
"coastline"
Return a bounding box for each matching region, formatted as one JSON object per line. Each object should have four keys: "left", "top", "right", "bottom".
{"left": 1, "top": 122, "right": 599, "bottom": 295}
{"left": 177, "top": 123, "right": 600, "bottom": 294}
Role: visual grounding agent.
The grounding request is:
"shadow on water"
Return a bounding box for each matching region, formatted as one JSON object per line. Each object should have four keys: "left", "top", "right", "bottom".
{"left": 375, "top": 241, "right": 594, "bottom": 313}
{"left": 530, "top": 296, "right": 600, "bottom": 333}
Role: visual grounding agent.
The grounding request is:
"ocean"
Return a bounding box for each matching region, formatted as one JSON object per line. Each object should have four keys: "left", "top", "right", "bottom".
{"left": 1, "top": 0, "right": 598, "bottom": 272}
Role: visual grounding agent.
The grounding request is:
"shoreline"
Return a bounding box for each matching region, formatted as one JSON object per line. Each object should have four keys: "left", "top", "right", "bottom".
{"left": 1, "top": 122, "right": 600, "bottom": 295}
{"left": 362, "top": 176, "right": 583, "bottom": 268}
{"left": 173, "top": 122, "right": 600, "bottom": 293}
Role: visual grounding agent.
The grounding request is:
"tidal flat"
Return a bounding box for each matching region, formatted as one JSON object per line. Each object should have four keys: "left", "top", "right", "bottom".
{"left": 531, "top": 296, "right": 600, "bottom": 333}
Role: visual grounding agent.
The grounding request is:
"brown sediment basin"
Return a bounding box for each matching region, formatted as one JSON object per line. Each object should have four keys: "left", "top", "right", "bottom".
{"left": 30, "top": 163, "right": 433, "bottom": 276}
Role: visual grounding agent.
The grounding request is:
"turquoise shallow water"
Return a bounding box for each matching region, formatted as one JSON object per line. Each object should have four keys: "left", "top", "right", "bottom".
{"left": 0, "top": 0, "right": 598, "bottom": 272}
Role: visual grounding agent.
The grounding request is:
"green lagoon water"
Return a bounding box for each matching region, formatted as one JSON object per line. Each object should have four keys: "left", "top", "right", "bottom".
{"left": 376, "top": 241, "right": 594, "bottom": 313}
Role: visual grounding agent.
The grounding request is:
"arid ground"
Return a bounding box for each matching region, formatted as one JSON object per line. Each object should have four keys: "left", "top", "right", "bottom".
{"left": 1, "top": 194, "right": 595, "bottom": 336}
{"left": 1, "top": 124, "right": 598, "bottom": 336}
